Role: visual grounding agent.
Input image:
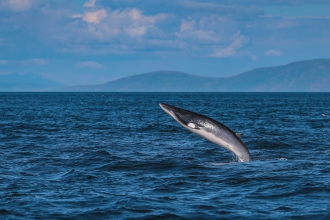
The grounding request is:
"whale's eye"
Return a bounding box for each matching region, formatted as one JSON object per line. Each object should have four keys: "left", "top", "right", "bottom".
{"left": 187, "top": 123, "right": 197, "bottom": 129}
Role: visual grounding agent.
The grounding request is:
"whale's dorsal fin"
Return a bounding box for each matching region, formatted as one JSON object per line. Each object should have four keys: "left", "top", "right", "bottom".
{"left": 236, "top": 133, "right": 243, "bottom": 139}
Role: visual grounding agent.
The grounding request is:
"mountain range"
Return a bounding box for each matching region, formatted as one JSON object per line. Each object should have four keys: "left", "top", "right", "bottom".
{"left": 0, "top": 73, "right": 63, "bottom": 92}
{"left": 1, "top": 59, "right": 329, "bottom": 92}
{"left": 59, "top": 59, "right": 330, "bottom": 92}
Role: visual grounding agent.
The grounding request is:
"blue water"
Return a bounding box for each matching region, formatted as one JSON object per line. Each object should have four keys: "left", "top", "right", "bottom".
{"left": 0, "top": 92, "right": 329, "bottom": 219}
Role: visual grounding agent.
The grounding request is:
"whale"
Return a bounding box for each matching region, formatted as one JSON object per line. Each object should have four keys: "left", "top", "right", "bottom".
{"left": 159, "top": 103, "right": 252, "bottom": 162}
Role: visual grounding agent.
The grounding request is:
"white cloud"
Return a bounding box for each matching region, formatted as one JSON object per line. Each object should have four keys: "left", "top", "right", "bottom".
{"left": 0, "top": 2, "right": 260, "bottom": 58}
{"left": 180, "top": 2, "right": 263, "bottom": 16}
{"left": 71, "top": 14, "right": 83, "bottom": 18}
{"left": 83, "top": 0, "right": 96, "bottom": 8}
{"left": 265, "top": 49, "right": 282, "bottom": 56}
{"left": 176, "top": 15, "right": 235, "bottom": 45}
{"left": 0, "top": 60, "right": 8, "bottom": 65}
{"left": 174, "top": 15, "right": 252, "bottom": 57}
{"left": 21, "top": 59, "right": 49, "bottom": 65}
{"left": 287, "top": 16, "right": 330, "bottom": 19}
{"left": 210, "top": 32, "right": 250, "bottom": 57}
{"left": 75, "top": 61, "right": 103, "bottom": 68}
{"left": 1, "top": 0, "right": 34, "bottom": 11}
{"left": 65, "top": 11, "right": 250, "bottom": 57}
{"left": 264, "top": 14, "right": 330, "bottom": 19}
{"left": 0, "top": 2, "right": 253, "bottom": 58}
{"left": 81, "top": 8, "right": 168, "bottom": 38}
{"left": 83, "top": 10, "right": 107, "bottom": 24}
{"left": 274, "top": 20, "right": 297, "bottom": 29}
{"left": 180, "top": 20, "right": 195, "bottom": 32}
{"left": 31, "top": 59, "right": 49, "bottom": 65}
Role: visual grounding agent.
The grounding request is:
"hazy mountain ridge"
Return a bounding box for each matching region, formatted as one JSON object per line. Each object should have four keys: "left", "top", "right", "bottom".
{"left": 224, "top": 59, "right": 330, "bottom": 92}
{"left": 1, "top": 59, "right": 330, "bottom": 92}
{"left": 0, "top": 73, "right": 64, "bottom": 91}
{"left": 59, "top": 59, "right": 330, "bottom": 92}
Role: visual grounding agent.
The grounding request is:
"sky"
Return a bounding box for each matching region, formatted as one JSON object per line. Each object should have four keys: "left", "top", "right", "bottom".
{"left": 0, "top": 0, "right": 330, "bottom": 85}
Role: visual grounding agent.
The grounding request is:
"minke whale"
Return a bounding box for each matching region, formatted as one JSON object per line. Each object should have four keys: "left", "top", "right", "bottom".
{"left": 159, "top": 103, "right": 252, "bottom": 162}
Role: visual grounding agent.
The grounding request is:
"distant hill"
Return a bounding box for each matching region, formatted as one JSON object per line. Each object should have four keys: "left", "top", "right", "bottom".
{"left": 0, "top": 73, "right": 63, "bottom": 91}
{"left": 221, "top": 59, "right": 330, "bottom": 92}
{"left": 59, "top": 59, "right": 330, "bottom": 92}
{"left": 59, "top": 71, "right": 224, "bottom": 92}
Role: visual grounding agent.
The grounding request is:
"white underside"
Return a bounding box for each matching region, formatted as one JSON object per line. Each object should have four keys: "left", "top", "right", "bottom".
{"left": 189, "top": 127, "right": 244, "bottom": 162}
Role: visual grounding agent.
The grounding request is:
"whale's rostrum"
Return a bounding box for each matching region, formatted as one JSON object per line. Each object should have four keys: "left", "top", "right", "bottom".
{"left": 159, "top": 103, "right": 252, "bottom": 162}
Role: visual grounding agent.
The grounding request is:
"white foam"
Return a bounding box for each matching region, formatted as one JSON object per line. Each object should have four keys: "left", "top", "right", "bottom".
{"left": 278, "top": 158, "right": 288, "bottom": 161}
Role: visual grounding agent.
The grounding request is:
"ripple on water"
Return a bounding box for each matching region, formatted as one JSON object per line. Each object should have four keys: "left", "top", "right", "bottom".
{"left": 0, "top": 92, "right": 329, "bottom": 219}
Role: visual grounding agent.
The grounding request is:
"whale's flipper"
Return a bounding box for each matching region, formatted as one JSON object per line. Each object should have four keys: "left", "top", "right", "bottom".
{"left": 159, "top": 103, "right": 252, "bottom": 162}
{"left": 235, "top": 133, "right": 243, "bottom": 139}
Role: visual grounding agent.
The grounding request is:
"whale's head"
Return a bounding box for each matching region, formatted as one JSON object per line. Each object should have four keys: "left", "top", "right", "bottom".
{"left": 159, "top": 103, "right": 203, "bottom": 130}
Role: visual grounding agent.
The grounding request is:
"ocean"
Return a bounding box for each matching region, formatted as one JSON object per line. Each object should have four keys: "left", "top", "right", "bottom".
{"left": 0, "top": 92, "right": 329, "bottom": 219}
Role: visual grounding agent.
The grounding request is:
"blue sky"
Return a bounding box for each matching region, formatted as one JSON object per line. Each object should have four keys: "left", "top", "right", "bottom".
{"left": 0, "top": 0, "right": 330, "bottom": 85}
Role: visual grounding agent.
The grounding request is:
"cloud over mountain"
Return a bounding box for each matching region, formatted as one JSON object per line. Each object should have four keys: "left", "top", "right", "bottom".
{"left": 0, "top": 0, "right": 329, "bottom": 85}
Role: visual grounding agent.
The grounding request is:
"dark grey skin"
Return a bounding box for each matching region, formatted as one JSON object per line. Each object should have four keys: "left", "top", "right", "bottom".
{"left": 159, "top": 103, "right": 252, "bottom": 162}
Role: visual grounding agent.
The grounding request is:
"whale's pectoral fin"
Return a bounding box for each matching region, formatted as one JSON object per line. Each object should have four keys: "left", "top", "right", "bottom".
{"left": 235, "top": 133, "right": 243, "bottom": 139}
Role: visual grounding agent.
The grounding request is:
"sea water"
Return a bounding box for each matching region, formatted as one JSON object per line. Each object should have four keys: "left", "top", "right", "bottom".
{"left": 0, "top": 92, "right": 329, "bottom": 219}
